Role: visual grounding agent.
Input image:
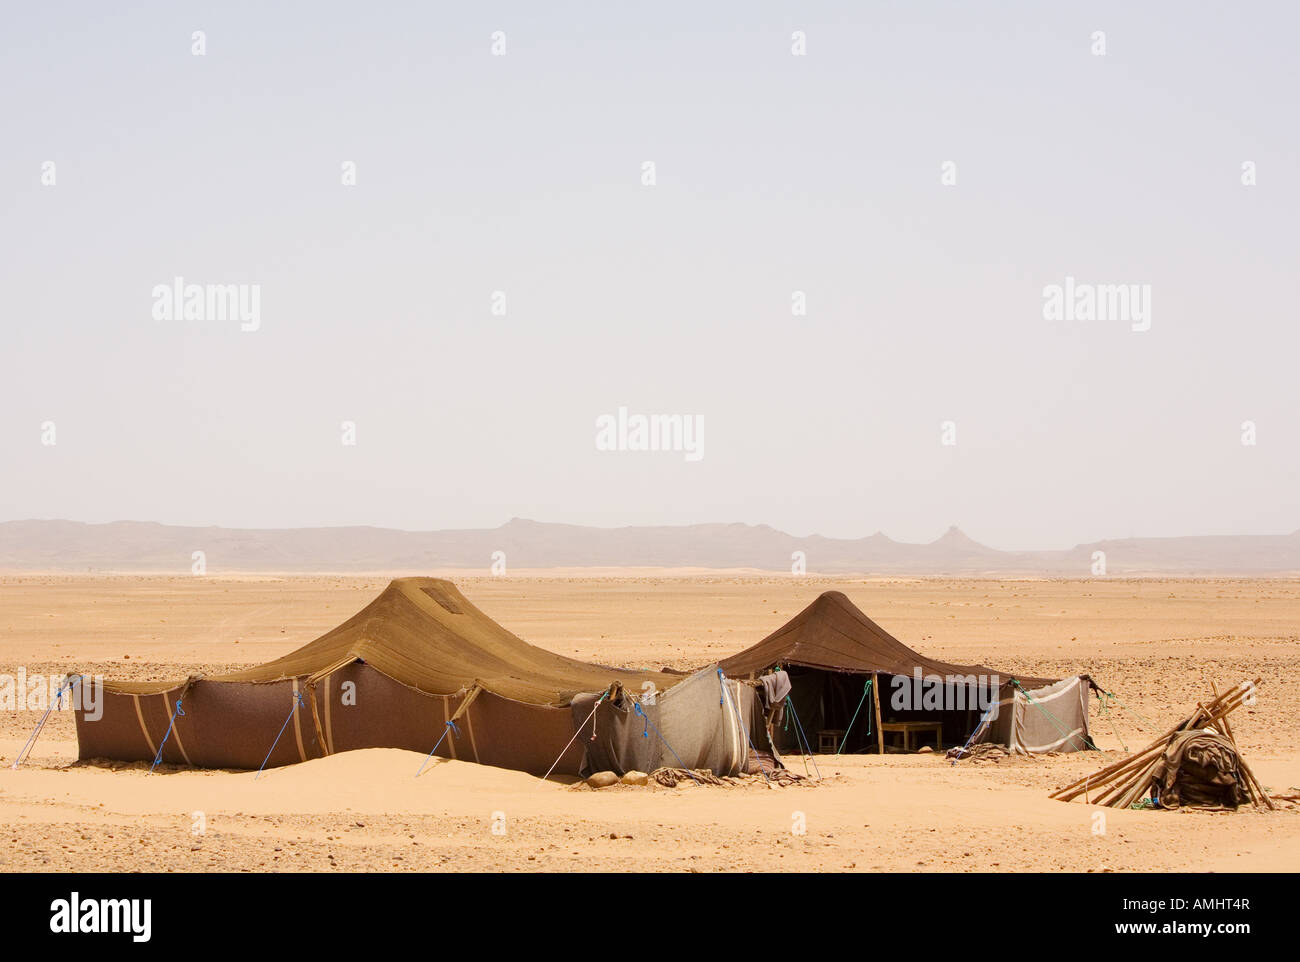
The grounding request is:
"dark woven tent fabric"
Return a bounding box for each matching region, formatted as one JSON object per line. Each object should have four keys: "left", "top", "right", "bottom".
{"left": 718, "top": 590, "right": 1054, "bottom": 687}
{"left": 101, "top": 577, "right": 672, "bottom": 703}
{"left": 718, "top": 591, "right": 1087, "bottom": 755}
{"left": 76, "top": 578, "right": 690, "bottom": 775}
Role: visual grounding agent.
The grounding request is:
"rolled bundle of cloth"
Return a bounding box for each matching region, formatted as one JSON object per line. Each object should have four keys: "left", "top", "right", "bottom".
{"left": 1150, "top": 730, "right": 1250, "bottom": 810}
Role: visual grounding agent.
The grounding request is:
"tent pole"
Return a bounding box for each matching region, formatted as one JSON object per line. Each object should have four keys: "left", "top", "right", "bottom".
{"left": 872, "top": 671, "right": 884, "bottom": 755}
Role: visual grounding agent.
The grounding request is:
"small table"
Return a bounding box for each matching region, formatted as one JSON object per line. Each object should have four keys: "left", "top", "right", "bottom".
{"left": 817, "top": 729, "right": 847, "bottom": 753}
{"left": 880, "top": 721, "right": 943, "bottom": 753}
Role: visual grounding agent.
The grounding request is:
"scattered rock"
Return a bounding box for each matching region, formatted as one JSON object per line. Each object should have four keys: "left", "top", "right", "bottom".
{"left": 621, "top": 770, "right": 649, "bottom": 786}
{"left": 587, "top": 771, "right": 619, "bottom": 788}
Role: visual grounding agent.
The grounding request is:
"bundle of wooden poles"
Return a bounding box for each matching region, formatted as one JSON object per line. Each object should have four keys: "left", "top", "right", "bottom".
{"left": 1051, "top": 679, "right": 1274, "bottom": 810}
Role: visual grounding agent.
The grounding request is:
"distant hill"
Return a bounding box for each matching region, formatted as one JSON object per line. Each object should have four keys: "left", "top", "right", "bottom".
{"left": 2, "top": 518, "right": 1299, "bottom": 575}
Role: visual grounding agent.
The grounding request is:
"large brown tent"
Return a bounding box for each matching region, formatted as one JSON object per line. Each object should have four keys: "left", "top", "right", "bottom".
{"left": 718, "top": 591, "right": 1093, "bottom": 755}
{"left": 74, "top": 578, "right": 763, "bottom": 777}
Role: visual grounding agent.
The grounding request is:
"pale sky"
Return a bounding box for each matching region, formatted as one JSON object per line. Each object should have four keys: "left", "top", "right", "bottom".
{"left": 2, "top": 2, "right": 1297, "bottom": 551}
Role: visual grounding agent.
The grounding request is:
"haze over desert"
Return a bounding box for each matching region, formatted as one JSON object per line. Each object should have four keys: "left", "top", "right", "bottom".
{"left": 4, "top": 5, "right": 1298, "bottom": 939}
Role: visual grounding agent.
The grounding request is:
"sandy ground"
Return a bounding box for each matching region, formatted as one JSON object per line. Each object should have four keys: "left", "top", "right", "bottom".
{"left": 1, "top": 573, "right": 1298, "bottom": 872}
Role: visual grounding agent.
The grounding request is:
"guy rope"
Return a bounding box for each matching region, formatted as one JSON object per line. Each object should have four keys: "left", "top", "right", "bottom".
{"left": 11, "top": 674, "right": 83, "bottom": 770}
{"left": 415, "top": 684, "right": 483, "bottom": 777}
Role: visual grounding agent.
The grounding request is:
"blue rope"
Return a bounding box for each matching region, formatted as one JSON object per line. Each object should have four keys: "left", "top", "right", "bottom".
{"left": 150, "top": 697, "right": 186, "bottom": 773}
{"left": 255, "top": 690, "right": 306, "bottom": 780}
{"left": 11, "top": 675, "right": 81, "bottom": 770}
{"left": 717, "top": 670, "right": 770, "bottom": 783}
{"left": 633, "top": 701, "right": 703, "bottom": 785}
{"left": 782, "top": 697, "right": 811, "bottom": 776}
{"left": 784, "top": 696, "right": 821, "bottom": 779}
{"left": 950, "top": 692, "right": 998, "bottom": 765}
{"left": 837, "top": 679, "right": 873, "bottom": 755}
{"left": 56, "top": 676, "right": 79, "bottom": 708}
{"left": 415, "top": 719, "right": 461, "bottom": 777}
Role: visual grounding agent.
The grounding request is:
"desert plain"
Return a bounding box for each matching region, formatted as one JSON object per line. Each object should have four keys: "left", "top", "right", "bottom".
{"left": 1, "top": 572, "right": 1297, "bottom": 873}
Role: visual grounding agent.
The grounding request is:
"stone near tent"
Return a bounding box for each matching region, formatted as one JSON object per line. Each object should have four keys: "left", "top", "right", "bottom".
{"left": 587, "top": 771, "right": 619, "bottom": 788}
{"left": 621, "top": 770, "right": 649, "bottom": 786}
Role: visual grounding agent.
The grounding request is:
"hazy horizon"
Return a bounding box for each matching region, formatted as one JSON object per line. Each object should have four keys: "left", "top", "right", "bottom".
{"left": 2, "top": 514, "right": 1300, "bottom": 559}
{"left": 4, "top": 3, "right": 1297, "bottom": 553}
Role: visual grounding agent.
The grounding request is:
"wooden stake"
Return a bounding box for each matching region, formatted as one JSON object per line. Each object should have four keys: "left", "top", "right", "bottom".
{"left": 1211, "top": 682, "right": 1274, "bottom": 811}
{"left": 1199, "top": 697, "right": 1257, "bottom": 807}
{"left": 1061, "top": 741, "right": 1167, "bottom": 802}
{"left": 1053, "top": 688, "right": 1236, "bottom": 798}
{"left": 1100, "top": 691, "right": 1263, "bottom": 809}
{"left": 1052, "top": 679, "right": 1260, "bottom": 804}
{"left": 1115, "top": 756, "right": 1165, "bottom": 808}
{"left": 872, "top": 671, "right": 884, "bottom": 755}
{"left": 1237, "top": 756, "right": 1276, "bottom": 811}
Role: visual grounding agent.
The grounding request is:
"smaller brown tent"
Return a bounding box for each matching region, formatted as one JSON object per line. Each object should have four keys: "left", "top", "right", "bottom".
{"left": 718, "top": 591, "right": 1093, "bottom": 755}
